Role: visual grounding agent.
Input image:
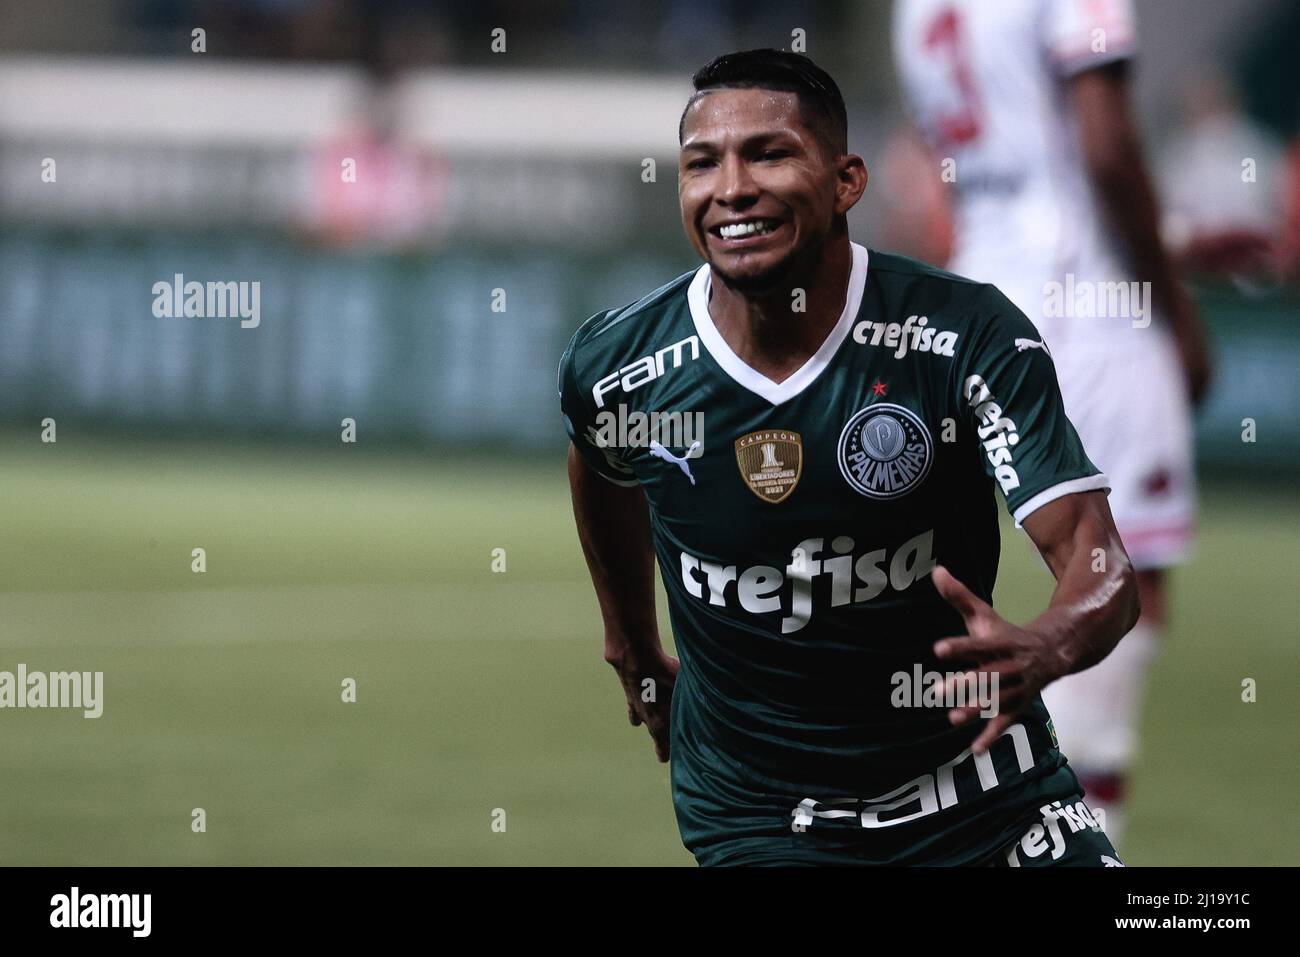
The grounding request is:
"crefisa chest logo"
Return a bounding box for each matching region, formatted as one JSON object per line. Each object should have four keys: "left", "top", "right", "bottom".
{"left": 838, "top": 403, "right": 932, "bottom": 499}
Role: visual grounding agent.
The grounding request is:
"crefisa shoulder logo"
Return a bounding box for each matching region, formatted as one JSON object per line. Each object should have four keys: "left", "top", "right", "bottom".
{"left": 838, "top": 403, "right": 932, "bottom": 499}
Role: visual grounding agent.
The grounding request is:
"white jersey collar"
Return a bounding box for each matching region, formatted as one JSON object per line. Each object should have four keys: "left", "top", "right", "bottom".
{"left": 687, "top": 241, "right": 869, "bottom": 406}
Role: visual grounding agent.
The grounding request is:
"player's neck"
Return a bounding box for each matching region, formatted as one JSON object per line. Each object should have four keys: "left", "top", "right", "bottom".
{"left": 706, "top": 237, "right": 852, "bottom": 385}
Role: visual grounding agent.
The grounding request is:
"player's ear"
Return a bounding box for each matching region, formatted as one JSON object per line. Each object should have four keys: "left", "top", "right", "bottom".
{"left": 834, "top": 153, "right": 867, "bottom": 215}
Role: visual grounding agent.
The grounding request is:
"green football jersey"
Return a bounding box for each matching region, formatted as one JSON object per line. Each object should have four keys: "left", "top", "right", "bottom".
{"left": 558, "top": 244, "right": 1109, "bottom": 865}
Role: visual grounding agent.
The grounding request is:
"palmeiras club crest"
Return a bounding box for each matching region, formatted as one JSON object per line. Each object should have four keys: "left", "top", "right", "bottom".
{"left": 837, "top": 403, "right": 932, "bottom": 499}
{"left": 735, "top": 429, "right": 803, "bottom": 503}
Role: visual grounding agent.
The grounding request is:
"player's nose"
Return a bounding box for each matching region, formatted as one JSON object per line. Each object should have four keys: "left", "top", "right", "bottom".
{"left": 715, "top": 154, "right": 759, "bottom": 206}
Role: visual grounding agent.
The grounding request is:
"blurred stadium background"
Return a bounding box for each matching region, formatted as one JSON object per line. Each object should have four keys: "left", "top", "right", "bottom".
{"left": 0, "top": 0, "right": 1296, "bottom": 865}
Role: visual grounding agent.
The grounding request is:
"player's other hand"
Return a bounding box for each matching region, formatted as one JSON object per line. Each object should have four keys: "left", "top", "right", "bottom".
{"left": 606, "top": 645, "right": 679, "bottom": 763}
{"left": 1178, "top": 228, "right": 1278, "bottom": 278}
{"left": 930, "top": 565, "right": 1069, "bottom": 754}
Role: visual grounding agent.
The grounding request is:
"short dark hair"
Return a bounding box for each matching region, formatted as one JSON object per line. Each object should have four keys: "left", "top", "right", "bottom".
{"left": 679, "top": 49, "right": 849, "bottom": 157}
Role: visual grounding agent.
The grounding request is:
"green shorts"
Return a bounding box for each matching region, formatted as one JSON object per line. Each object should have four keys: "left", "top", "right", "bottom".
{"left": 987, "top": 794, "right": 1124, "bottom": 867}
{"left": 696, "top": 793, "right": 1121, "bottom": 867}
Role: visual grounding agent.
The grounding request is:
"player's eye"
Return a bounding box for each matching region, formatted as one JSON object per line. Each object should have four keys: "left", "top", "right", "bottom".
{"left": 758, "top": 149, "right": 790, "bottom": 161}
{"left": 685, "top": 157, "right": 715, "bottom": 170}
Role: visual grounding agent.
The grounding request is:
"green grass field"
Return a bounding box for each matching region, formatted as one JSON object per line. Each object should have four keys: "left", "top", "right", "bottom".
{"left": 0, "top": 433, "right": 1295, "bottom": 865}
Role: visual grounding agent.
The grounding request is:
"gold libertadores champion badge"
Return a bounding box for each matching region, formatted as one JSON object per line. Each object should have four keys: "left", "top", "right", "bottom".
{"left": 735, "top": 430, "right": 803, "bottom": 503}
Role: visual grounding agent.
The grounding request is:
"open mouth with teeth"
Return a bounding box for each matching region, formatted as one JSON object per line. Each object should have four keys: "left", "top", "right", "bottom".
{"left": 712, "top": 218, "right": 784, "bottom": 241}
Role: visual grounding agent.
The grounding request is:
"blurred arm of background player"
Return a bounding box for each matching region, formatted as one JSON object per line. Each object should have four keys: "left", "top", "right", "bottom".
{"left": 1070, "top": 62, "right": 1214, "bottom": 405}
{"left": 568, "top": 445, "right": 679, "bottom": 762}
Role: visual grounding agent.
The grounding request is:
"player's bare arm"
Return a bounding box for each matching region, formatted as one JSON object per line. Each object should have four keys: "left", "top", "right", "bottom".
{"left": 567, "top": 444, "right": 678, "bottom": 762}
{"left": 933, "top": 490, "right": 1139, "bottom": 753}
{"left": 1071, "top": 63, "right": 1213, "bottom": 403}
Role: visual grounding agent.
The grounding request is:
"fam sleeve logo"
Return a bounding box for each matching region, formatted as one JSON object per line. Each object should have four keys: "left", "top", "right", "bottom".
{"left": 837, "top": 403, "right": 933, "bottom": 499}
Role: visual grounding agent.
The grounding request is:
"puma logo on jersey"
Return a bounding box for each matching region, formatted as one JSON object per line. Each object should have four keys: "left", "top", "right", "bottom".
{"left": 853, "top": 315, "right": 958, "bottom": 359}
{"left": 649, "top": 440, "right": 700, "bottom": 485}
{"left": 1014, "top": 337, "right": 1052, "bottom": 357}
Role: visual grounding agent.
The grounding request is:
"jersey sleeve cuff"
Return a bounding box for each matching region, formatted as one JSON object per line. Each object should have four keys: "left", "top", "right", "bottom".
{"left": 575, "top": 453, "right": 640, "bottom": 487}
{"left": 1012, "top": 473, "right": 1111, "bottom": 527}
{"left": 596, "top": 470, "right": 641, "bottom": 488}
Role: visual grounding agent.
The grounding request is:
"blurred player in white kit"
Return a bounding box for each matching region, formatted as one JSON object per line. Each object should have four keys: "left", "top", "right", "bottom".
{"left": 892, "top": 0, "right": 1214, "bottom": 847}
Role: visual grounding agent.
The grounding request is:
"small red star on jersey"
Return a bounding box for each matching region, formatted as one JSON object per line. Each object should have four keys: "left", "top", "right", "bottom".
{"left": 871, "top": 379, "right": 888, "bottom": 397}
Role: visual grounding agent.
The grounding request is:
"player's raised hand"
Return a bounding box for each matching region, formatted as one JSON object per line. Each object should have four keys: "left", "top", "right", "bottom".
{"left": 609, "top": 648, "right": 679, "bottom": 763}
{"left": 930, "top": 565, "right": 1069, "bottom": 754}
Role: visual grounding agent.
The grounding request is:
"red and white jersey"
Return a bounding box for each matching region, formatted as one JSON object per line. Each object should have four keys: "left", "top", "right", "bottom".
{"left": 895, "top": 0, "right": 1195, "bottom": 569}
{"left": 893, "top": 0, "right": 1138, "bottom": 350}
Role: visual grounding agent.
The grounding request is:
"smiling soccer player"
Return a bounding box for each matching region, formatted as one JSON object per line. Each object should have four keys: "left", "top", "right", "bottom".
{"left": 558, "top": 49, "right": 1139, "bottom": 866}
